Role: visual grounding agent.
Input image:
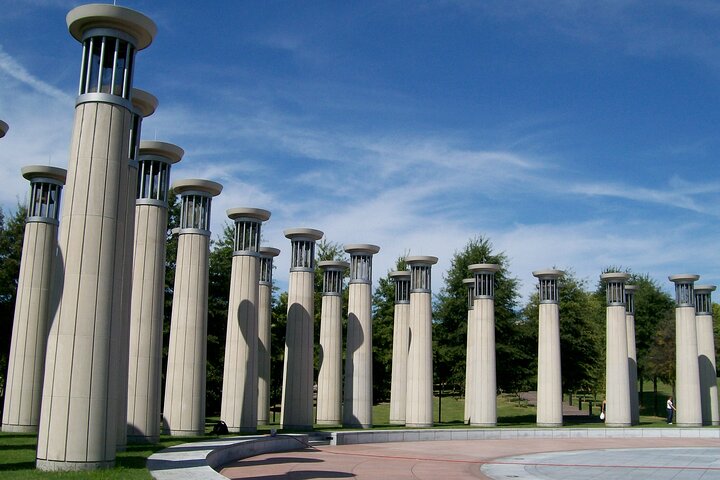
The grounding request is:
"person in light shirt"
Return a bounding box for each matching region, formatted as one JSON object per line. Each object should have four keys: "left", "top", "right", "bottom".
{"left": 666, "top": 396, "right": 676, "bottom": 424}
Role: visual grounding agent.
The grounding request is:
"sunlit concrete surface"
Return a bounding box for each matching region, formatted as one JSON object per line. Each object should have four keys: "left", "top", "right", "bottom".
{"left": 220, "top": 438, "right": 720, "bottom": 480}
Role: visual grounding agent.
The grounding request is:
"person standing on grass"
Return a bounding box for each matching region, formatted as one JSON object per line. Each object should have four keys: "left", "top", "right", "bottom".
{"left": 667, "top": 396, "right": 676, "bottom": 424}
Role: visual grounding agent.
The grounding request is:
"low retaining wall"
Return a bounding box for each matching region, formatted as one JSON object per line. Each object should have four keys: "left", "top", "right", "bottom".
{"left": 330, "top": 427, "right": 720, "bottom": 445}
{"left": 147, "top": 434, "right": 308, "bottom": 480}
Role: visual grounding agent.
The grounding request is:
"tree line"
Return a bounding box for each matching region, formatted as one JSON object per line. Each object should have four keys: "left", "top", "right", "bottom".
{"left": 0, "top": 199, "right": 718, "bottom": 418}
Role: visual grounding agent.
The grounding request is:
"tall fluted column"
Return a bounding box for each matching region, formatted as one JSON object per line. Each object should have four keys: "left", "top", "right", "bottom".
{"left": 695, "top": 285, "right": 719, "bottom": 426}
{"left": 280, "top": 228, "right": 323, "bottom": 430}
{"left": 221, "top": 208, "right": 271, "bottom": 433}
{"left": 126, "top": 141, "right": 182, "bottom": 444}
{"left": 389, "top": 271, "right": 411, "bottom": 425}
{"left": 602, "top": 272, "right": 631, "bottom": 427}
{"left": 343, "top": 244, "right": 380, "bottom": 428}
{"left": 2, "top": 166, "right": 66, "bottom": 433}
{"left": 405, "top": 256, "right": 437, "bottom": 427}
{"left": 462, "top": 278, "right": 475, "bottom": 424}
{"left": 316, "top": 261, "right": 348, "bottom": 425}
{"left": 469, "top": 264, "right": 500, "bottom": 427}
{"left": 257, "top": 247, "right": 280, "bottom": 426}
{"left": 534, "top": 269, "right": 563, "bottom": 427}
{"left": 115, "top": 89, "right": 158, "bottom": 451}
{"left": 624, "top": 285, "right": 639, "bottom": 426}
{"left": 163, "top": 179, "right": 223, "bottom": 435}
{"left": 37, "top": 4, "right": 156, "bottom": 471}
{"left": 670, "top": 274, "right": 702, "bottom": 427}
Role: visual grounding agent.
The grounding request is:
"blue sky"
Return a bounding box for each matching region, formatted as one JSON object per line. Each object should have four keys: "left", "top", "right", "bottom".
{"left": 1, "top": 0, "right": 719, "bottom": 301}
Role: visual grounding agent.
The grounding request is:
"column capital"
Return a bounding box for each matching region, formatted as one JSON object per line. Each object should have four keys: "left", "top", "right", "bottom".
{"left": 345, "top": 244, "right": 379, "bottom": 284}
{"left": 533, "top": 269, "right": 563, "bottom": 304}
{"left": 67, "top": 4, "right": 157, "bottom": 50}
{"left": 463, "top": 278, "right": 475, "bottom": 310}
{"left": 624, "top": 284, "right": 637, "bottom": 314}
{"left": 694, "top": 284, "right": 715, "bottom": 315}
{"left": 227, "top": 207, "right": 271, "bottom": 223}
{"left": 389, "top": 271, "right": 411, "bottom": 304}
{"left": 171, "top": 178, "right": 223, "bottom": 197}
{"left": 284, "top": 227, "right": 323, "bottom": 242}
{"left": 669, "top": 273, "right": 699, "bottom": 307}
{"left": 139, "top": 141, "right": 183, "bottom": 164}
{"left": 318, "top": 261, "right": 348, "bottom": 296}
{"left": 318, "top": 260, "right": 349, "bottom": 271}
{"left": 259, "top": 246, "right": 281, "bottom": 258}
{"left": 668, "top": 274, "right": 700, "bottom": 284}
{"left": 21, "top": 165, "right": 67, "bottom": 185}
{"left": 344, "top": 244, "right": 380, "bottom": 256}
{"left": 532, "top": 269, "right": 564, "bottom": 280}
{"left": 131, "top": 89, "right": 158, "bottom": 118}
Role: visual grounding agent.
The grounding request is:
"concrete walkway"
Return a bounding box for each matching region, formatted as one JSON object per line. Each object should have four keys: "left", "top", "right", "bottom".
{"left": 220, "top": 438, "right": 720, "bottom": 479}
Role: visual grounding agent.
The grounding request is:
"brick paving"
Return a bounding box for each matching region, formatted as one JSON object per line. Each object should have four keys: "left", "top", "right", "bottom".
{"left": 220, "top": 437, "right": 720, "bottom": 479}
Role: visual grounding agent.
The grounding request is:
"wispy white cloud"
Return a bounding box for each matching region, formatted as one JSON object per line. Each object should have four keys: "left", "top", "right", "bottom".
{"left": 0, "top": 45, "right": 74, "bottom": 104}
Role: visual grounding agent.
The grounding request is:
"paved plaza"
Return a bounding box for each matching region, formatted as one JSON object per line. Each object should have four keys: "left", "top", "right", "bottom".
{"left": 220, "top": 438, "right": 720, "bottom": 480}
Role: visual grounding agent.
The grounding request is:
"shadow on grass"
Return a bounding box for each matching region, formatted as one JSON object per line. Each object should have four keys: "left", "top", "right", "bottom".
{"left": 0, "top": 461, "right": 36, "bottom": 471}
{"left": 0, "top": 444, "right": 36, "bottom": 451}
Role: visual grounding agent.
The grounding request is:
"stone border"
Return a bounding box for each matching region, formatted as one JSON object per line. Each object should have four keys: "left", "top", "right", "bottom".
{"left": 330, "top": 427, "right": 720, "bottom": 445}
{"left": 147, "top": 434, "right": 308, "bottom": 480}
{"left": 146, "top": 428, "right": 720, "bottom": 479}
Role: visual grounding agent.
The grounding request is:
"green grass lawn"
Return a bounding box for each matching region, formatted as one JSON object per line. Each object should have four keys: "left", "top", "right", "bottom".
{"left": 0, "top": 384, "right": 705, "bottom": 478}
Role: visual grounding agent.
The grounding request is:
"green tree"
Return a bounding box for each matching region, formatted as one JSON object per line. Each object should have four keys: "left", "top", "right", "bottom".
{"left": 0, "top": 205, "right": 27, "bottom": 415}
{"left": 523, "top": 270, "right": 604, "bottom": 394}
{"left": 630, "top": 274, "right": 674, "bottom": 386}
{"left": 372, "top": 257, "right": 407, "bottom": 403}
{"left": 433, "top": 236, "right": 529, "bottom": 394}
{"left": 205, "top": 223, "right": 234, "bottom": 415}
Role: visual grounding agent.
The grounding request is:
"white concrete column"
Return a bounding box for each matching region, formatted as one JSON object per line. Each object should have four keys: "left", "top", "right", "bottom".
{"left": 601, "top": 272, "right": 632, "bottom": 427}
{"left": 257, "top": 247, "right": 280, "bottom": 426}
{"left": 624, "top": 285, "right": 640, "bottom": 426}
{"left": 220, "top": 208, "right": 271, "bottom": 433}
{"left": 126, "top": 141, "right": 181, "bottom": 444}
{"left": 462, "top": 278, "right": 475, "bottom": 424}
{"left": 2, "top": 166, "right": 66, "bottom": 433}
{"left": 343, "top": 244, "right": 380, "bottom": 428}
{"left": 389, "top": 271, "right": 411, "bottom": 425}
{"left": 0, "top": 120, "right": 8, "bottom": 138}
{"left": 316, "top": 261, "right": 348, "bottom": 425}
{"left": 469, "top": 264, "right": 500, "bottom": 427}
{"left": 280, "top": 228, "right": 323, "bottom": 430}
{"left": 533, "top": 269, "right": 564, "bottom": 427}
{"left": 37, "top": 4, "right": 156, "bottom": 471}
{"left": 405, "top": 256, "right": 437, "bottom": 428}
{"left": 670, "top": 274, "right": 702, "bottom": 427}
{"left": 114, "top": 89, "right": 159, "bottom": 451}
{"left": 695, "top": 285, "right": 719, "bottom": 426}
{"left": 163, "top": 179, "right": 223, "bottom": 436}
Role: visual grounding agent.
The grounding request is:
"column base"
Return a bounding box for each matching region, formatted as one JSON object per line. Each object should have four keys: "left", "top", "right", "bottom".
{"left": 316, "top": 420, "right": 341, "bottom": 426}
{"left": 676, "top": 422, "right": 702, "bottom": 427}
{"left": 1, "top": 423, "right": 38, "bottom": 433}
{"left": 470, "top": 422, "right": 497, "bottom": 427}
{"left": 226, "top": 427, "right": 257, "bottom": 434}
{"left": 164, "top": 429, "right": 204, "bottom": 436}
{"left": 712, "top": 421, "right": 720, "bottom": 426}
{"left": 257, "top": 420, "right": 269, "bottom": 426}
{"left": 405, "top": 422, "right": 433, "bottom": 428}
{"left": 536, "top": 422, "right": 563, "bottom": 427}
{"left": 389, "top": 419, "right": 405, "bottom": 425}
{"left": 36, "top": 459, "right": 114, "bottom": 471}
{"left": 605, "top": 422, "right": 631, "bottom": 427}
